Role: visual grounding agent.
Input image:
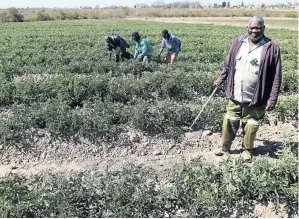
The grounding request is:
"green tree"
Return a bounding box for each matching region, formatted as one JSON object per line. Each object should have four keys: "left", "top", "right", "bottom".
{"left": 222, "top": 1, "right": 226, "bottom": 7}
{"left": 121, "top": 7, "right": 130, "bottom": 16}
{"left": 0, "top": 12, "right": 9, "bottom": 22}
{"left": 36, "top": 11, "right": 54, "bottom": 21}
{"left": 7, "top": 7, "right": 24, "bottom": 22}
{"left": 241, "top": 1, "right": 244, "bottom": 6}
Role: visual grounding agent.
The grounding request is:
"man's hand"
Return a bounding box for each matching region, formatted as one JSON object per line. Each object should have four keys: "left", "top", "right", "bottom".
{"left": 265, "top": 103, "right": 274, "bottom": 111}
{"left": 213, "top": 80, "right": 222, "bottom": 87}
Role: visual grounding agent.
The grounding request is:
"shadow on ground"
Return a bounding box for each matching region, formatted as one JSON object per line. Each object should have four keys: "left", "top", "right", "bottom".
{"left": 229, "top": 139, "right": 298, "bottom": 159}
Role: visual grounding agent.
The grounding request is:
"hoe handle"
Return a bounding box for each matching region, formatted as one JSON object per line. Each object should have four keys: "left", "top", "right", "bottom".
{"left": 190, "top": 87, "right": 218, "bottom": 129}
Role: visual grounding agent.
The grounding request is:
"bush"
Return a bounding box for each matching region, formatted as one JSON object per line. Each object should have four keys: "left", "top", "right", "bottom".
{"left": 57, "top": 11, "right": 66, "bottom": 20}
{"left": 3, "top": 8, "right": 24, "bottom": 22}
{"left": 121, "top": 7, "right": 130, "bottom": 16}
{"left": 241, "top": 11, "right": 253, "bottom": 17}
{"left": 65, "top": 11, "right": 80, "bottom": 20}
{"left": 80, "top": 11, "right": 88, "bottom": 19}
{"left": 0, "top": 12, "right": 9, "bottom": 22}
{"left": 282, "top": 71, "right": 298, "bottom": 93}
{"left": 274, "top": 97, "right": 298, "bottom": 122}
{"left": 36, "top": 11, "right": 54, "bottom": 21}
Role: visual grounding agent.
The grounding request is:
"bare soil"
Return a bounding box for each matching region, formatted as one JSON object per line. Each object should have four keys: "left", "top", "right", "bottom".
{"left": 0, "top": 114, "right": 296, "bottom": 218}
{"left": 0, "top": 120, "right": 296, "bottom": 178}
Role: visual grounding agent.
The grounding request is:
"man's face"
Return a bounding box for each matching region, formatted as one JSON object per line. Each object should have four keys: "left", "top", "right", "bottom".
{"left": 248, "top": 20, "right": 265, "bottom": 43}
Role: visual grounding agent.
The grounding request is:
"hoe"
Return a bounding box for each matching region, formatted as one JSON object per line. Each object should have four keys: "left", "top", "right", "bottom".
{"left": 190, "top": 87, "right": 218, "bottom": 130}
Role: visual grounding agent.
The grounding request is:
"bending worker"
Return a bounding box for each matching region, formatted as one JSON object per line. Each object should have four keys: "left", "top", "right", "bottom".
{"left": 158, "top": 29, "right": 181, "bottom": 64}
{"left": 105, "top": 34, "right": 130, "bottom": 63}
{"left": 132, "top": 32, "right": 153, "bottom": 64}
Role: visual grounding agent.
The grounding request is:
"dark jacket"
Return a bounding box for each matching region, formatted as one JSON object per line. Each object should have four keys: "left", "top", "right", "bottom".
{"left": 217, "top": 34, "right": 282, "bottom": 107}
{"left": 106, "top": 35, "right": 130, "bottom": 52}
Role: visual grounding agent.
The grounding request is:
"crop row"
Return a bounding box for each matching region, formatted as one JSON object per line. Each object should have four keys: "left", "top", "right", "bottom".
{"left": 0, "top": 70, "right": 221, "bottom": 106}
{"left": 0, "top": 145, "right": 297, "bottom": 217}
{"left": 0, "top": 96, "right": 297, "bottom": 145}
{"left": 0, "top": 68, "right": 297, "bottom": 108}
{"left": 0, "top": 21, "right": 297, "bottom": 76}
{"left": 0, "top": 21, "right": 297, "bottom": 144}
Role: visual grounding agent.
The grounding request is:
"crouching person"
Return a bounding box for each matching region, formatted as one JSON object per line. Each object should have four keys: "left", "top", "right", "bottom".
{"left": 105, "top": 34, "right": 130, "bottom": 63}
{"left": 158, "top": 29, "right": 181, "bottom": 64}
{"left": 132, "top": 32, "right": 153, "bottom": 64}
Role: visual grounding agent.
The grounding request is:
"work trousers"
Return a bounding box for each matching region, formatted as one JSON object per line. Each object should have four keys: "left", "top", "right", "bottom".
{"left": 221, "top": 99, "right": 266, "bottom": 151}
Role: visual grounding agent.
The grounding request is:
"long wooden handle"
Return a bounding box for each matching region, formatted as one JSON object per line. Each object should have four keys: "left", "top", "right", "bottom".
{"left": 190, "top": 87, "right": 218, "bottom": 129}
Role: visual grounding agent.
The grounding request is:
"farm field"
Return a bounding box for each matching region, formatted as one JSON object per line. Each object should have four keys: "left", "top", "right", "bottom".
{"left": 126, "top": 17, "right": 298, "bottom": 30}
{"left": 0, "top": 20, "right": 298, "bottom": 217}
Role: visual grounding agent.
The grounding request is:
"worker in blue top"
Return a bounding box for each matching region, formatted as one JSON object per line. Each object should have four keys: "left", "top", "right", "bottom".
{"left": 132, "top": 32, "right": 153, "bottom": 64}
{"left": 158, "top": 29, "right": 181, "bottom": 64}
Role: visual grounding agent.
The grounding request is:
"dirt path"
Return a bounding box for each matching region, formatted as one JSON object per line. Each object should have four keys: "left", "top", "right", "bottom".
{"left": 0, "top": 120, "right": 297, "bottom": 178}
{"left": 125, "top": 17, "right": 298, "bottom": 30}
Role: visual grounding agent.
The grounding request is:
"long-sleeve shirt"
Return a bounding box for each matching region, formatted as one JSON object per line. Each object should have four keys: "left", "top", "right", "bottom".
{"left": 134, "top": 37, "right": 153, "bottom": 59}
{"left": 106, "top": 35, "right": 129, "bottom": 52}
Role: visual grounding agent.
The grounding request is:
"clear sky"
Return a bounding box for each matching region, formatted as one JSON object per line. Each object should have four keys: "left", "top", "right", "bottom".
{"left": 0, "top": 0, "right": 296, "bottom": 9}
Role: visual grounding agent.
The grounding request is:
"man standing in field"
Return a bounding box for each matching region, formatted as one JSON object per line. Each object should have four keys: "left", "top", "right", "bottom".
{"left": 132, "top": 32, "right": 153, "bottom": 64}
{"left": 158, "top": 29, "right": 181, "bottom": 64}
{"left": 105, "top": 34, "right": 131, "bottom": 63}
{"left": 213, "top": 16, "right": 282, "bottom": 162}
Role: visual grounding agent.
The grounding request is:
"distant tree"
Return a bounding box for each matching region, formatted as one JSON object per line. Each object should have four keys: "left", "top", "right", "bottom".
{"left": 121, "top": 7, "right": 130, "bottom": 16}
{"left": 227, "top": 1, "right": 230, "bottom": 7}
{"left": 0, "top": 11, "right": 9, "bottom": 22}
{"left": 7, "top": 7, "right": 24, "bottom": 22}
{"left": 178, "top": 1, "right": 189, "bottom": 8}
{"left": 36, "top": 11, "right": 54, "bottom": 21}
{"left": 241, "top": 1, "right": 244, "bottom": 6}
{"left": 189, "top": 1, "right": 202, "bottom": 9}
{"left": 151, "top": 0, "right": 165, "bottom": 8}
{"left": 261, "top": 3, "right": 265, "bottom": 8}
{"left": 213, "top": 3, "right": 218, "bottom": 8}
{"left": 222, "top": 1, "right": 226, "bottom": 7}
